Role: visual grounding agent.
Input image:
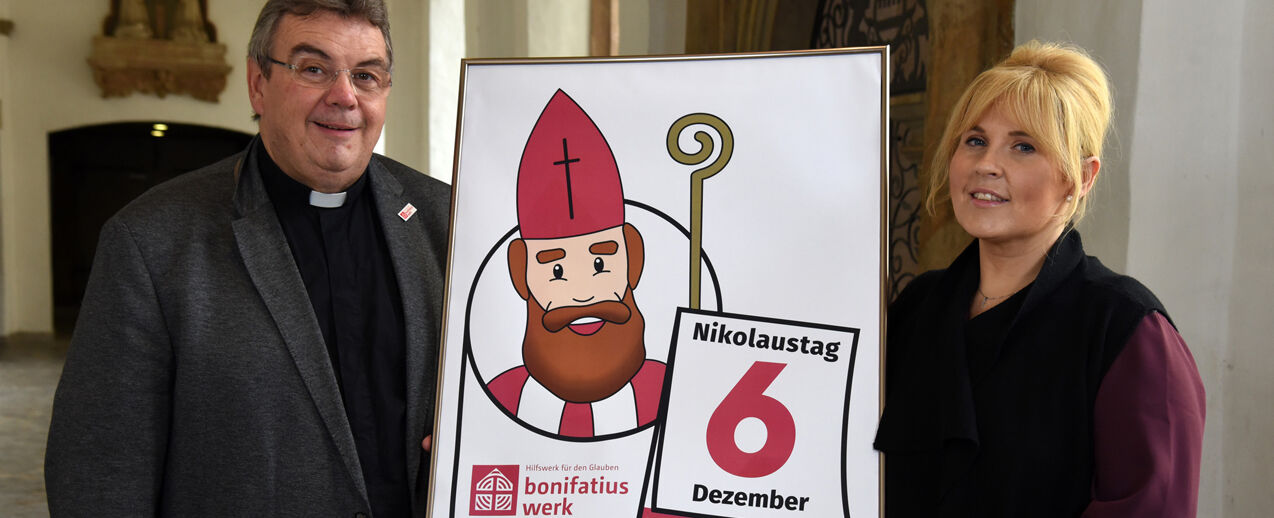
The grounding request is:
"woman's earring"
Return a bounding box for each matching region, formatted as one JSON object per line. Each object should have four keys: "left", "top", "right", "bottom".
{"left": 1066, "top": 195, "right": 1074, "bottom": 202}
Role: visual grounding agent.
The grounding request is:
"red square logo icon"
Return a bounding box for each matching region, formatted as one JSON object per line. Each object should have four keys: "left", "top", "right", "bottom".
{"left": 470, "top": 464, "right": 519, "bottom": 516}
{"left": 398, "top": 203, "right": 417, "bottom": 221}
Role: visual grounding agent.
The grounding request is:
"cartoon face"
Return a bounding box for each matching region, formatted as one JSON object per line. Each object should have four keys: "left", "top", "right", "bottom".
{"left": 523, "top": 225, "right": 630, "bottom": 321}
{"left": 506, "top": 223, "right": 647, "bottom": 403}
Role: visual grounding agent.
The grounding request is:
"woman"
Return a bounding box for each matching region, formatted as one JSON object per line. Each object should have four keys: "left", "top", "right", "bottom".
{"left": 873, "top": 41, "right": 1205, "bottom": 517}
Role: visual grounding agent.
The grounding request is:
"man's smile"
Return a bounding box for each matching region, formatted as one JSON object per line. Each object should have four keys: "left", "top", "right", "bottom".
{"left": 567, "top": 317, "right": 605, "bottom": 336}
{"left": 312, "top": 120, "right": 358, "bottom": 132}
{"left": 541, "top": 299, "right": 630, "bottom": 332}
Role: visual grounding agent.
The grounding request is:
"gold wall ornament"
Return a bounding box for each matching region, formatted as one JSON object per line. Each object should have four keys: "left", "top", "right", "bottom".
{"left": 90, "top": 0, "right": 228, "bottom": 102}
{"left": 88, "top": 36, "right": 231, "bottom": 102}
{"left": 115, "top": 0, "right": 153, "bottom": 39}
{"left": 170, "top": 0, "right": 210, "bottom": 43}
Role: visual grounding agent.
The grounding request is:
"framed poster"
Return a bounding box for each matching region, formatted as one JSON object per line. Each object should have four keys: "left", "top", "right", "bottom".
{"left": 430, "top": 47, "right": 888, "bottom": 518}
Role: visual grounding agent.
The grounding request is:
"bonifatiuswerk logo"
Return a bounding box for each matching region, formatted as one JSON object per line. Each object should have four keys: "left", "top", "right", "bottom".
{"left": 471, "top": 465, "right": 520, "bottom": 516}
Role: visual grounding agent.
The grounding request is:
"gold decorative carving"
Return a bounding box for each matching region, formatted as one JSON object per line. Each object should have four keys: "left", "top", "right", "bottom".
{"left": 89, "top": 0, "right": 228, "bottom": 102}
{"left": 115, "top": 0, "right": 154, "bottom": 39}
{"left": 89, "top": 36, "right": 230, "bottom": 102}
{"left": 171, "top": 0, "right": 211, "bottom": 43}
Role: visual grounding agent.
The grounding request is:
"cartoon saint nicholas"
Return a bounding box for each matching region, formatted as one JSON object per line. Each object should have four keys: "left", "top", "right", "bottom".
{"left": 487, "top": 90, "right": 666, "bottom": 438}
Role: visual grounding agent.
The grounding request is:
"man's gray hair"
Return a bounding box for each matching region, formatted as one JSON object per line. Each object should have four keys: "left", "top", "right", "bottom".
{"left": 248, "top": 0, "right": 393, "bottom": 78}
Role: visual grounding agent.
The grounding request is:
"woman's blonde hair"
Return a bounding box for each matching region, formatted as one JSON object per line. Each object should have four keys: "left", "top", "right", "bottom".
{"left": 925, "top": 40, "right": 1112, "bottom": 224}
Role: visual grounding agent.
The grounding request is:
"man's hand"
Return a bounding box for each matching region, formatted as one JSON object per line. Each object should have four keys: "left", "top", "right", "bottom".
{"left": 421, "top": 435, "right": 432, "bottom": 452}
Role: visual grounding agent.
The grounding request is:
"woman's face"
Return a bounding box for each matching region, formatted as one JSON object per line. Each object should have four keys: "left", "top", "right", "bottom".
{"left": 948, "top": 104, "right": 1072, "bottom": 250}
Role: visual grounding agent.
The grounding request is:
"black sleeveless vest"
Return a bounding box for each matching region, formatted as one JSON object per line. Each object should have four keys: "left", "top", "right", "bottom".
{"left": 874, "top": 231, "right": 1168, "bottom": 517}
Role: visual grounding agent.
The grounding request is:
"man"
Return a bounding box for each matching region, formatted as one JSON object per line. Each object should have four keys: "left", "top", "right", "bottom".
{"left": 45, "top": 1, "right": 447, "bottom": 516}
{"left": 487, "top": 90, "right": 665, "bottom": 438}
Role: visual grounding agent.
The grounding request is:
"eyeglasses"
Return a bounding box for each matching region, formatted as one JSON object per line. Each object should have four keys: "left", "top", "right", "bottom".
{"left": 267, "top": 56, "right": 392, "bottom": 96}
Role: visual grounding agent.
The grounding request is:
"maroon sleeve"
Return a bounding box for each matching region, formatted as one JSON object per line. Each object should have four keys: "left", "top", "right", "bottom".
{"left": 1083, "top": 311, "right": 1206, "bottom": 517}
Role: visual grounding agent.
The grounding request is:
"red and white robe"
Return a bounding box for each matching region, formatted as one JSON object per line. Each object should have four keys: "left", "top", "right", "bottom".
{"left": 487, "top": 360, "right": 665, "bottom": 437}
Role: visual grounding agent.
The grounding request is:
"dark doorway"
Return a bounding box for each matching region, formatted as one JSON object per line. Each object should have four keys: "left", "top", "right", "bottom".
{"left": 49, "top": 122, "right": 253, "bottom": 334}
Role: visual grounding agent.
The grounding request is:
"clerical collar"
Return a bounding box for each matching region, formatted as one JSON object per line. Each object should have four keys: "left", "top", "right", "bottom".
{"left": 308, "top": 191, "right": 347, "bottom": 208}
{"left": 255, "top": 138, "right": 369, "bottom": 210}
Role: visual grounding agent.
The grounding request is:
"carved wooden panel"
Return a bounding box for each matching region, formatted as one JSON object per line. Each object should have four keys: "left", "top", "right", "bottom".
{"left": 888, "top": 94, "right": 926, "bottom": 300}
{"left": 92, "top": 0, "right": 229, "bottom": 102}
{"left": 88, "top": 36, "right": 231, "bottom": 102}
{"left": 813, "top": 0, "right": 930, "bottom": 95}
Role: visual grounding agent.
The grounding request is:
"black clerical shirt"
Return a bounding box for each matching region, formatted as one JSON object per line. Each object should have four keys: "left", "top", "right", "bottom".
{"left": 257, "top": 141, "right": 410, "bottom": 517}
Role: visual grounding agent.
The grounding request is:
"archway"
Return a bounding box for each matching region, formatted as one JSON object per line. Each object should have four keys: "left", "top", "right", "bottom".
{"left": 49, "top": 122, "right": 252, "bottom": 334}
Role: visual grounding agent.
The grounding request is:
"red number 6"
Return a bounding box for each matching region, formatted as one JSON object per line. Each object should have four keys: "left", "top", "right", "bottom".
{"left": 705, "top": 361, "right": 795, "bottom": 478}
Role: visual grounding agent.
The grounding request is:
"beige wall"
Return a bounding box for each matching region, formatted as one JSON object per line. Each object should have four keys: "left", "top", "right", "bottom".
{"left": 525, "top": 0, "right": 589, "bottom": 57}
{"left": 619, "top": 0, "right": 686, "bottom": 56}
{"left": 1014, "top": 0, "right": 1140, "bottom": 272}
{"left": 380, "top": 0, "right": 466, "bottom": 181}
{"left": 427, "top": 0, "right": 466, "bottom": 180}
{"left": 400, "top": 0, "right": 595, "bottom": 183}
{"left": 0, "top": 0, "right": 261, "bottom": 334}
{"left": 1227, "top": 2, "right": 1274, "bottom": 514}
{"left": 1018, "top": 0, "right": 1274, "bottom": 514}
{"left": 0, "top": 0, "right": 10, "bottom": 333}
{"left": 465, "top": 0, "right": 523, "bottom": 59}
{"left": 383, "top": 0, "right": 428, "bottom": 175}
{"left": 1126, "top": 1, "right": 1242, "bottom": 515}
{"left": 465, "top": 0, "right": 684, "bottom": 59}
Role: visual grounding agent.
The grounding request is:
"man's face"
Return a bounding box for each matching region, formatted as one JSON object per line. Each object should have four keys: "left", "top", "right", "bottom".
{"left": 508, "top": 224, "right": 647, "bottom": 403}
{"left": 247, "top": 11, "right": 389, "bottom": 193}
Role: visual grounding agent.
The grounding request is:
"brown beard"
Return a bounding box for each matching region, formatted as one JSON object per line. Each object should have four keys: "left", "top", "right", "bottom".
{"left": 522, "top": 290, "right": 646, "bottom": 403}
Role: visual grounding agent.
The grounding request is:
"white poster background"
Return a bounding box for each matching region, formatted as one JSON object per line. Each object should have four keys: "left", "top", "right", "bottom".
{"left": 430, "top": 49, "right": 885, "bottom": 518}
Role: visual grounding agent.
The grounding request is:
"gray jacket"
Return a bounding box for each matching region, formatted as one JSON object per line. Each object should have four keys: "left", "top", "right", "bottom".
{"left": 46, "top": 140, "right": 450, "bottom": 517}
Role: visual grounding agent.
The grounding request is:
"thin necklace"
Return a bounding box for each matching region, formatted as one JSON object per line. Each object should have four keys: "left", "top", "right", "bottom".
{"left": 976, "top": 288, "right": 1012, "bottom": 308}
